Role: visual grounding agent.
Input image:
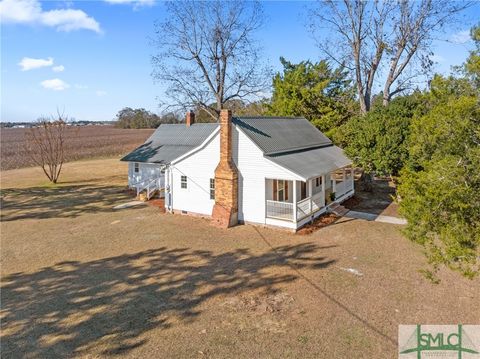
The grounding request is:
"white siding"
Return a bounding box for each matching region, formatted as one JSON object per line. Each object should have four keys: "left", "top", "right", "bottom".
{"left": 127, "top": 162, "right": 163, "bottom": 188}
{"left": 167, "top": 124, "right": 337, "bottom": 230}
{"left": 233, "top": 127, "right": 301, "bottom": 225}
{"left": 171, "top": 134, "right": 219, "bottom": 215}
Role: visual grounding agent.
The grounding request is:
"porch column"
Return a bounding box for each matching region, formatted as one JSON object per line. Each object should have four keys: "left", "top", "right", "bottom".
{"left": 332, "top": 173, "right": 336, "bottom": 193}
{"left": 292, "top": 180, "right": 297, "bottom": 222}
{"left": 321, "top": 175, "right": 325, "bottom": 207}
{"left": 351, "top": 167, "right": 355, "bottom": 190}
{"left": 308, "top": 179, "right": 313, "bottom": 213}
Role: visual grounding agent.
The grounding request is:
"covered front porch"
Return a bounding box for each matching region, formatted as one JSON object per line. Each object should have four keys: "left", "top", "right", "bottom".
{"left": 265, "top": 166, "right": 354, "bottom": 225}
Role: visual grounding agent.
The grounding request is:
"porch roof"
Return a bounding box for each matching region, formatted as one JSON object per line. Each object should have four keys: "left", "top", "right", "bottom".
{"left": 266, "top": 145, "right": 351, "bottom": 181}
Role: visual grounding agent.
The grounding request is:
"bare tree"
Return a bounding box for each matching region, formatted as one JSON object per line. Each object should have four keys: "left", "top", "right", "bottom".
{"left": 151, "top": 0, "right": 270, "bottom": 121}
{"left": 25, "top": 113, "right": 68, "bottom": 184}
{"left": 309, "top": 0, "right": 470, "bottom": 113}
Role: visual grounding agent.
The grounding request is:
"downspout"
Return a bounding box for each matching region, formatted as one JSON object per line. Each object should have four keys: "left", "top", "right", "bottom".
{"left": 169, "top": 166, "right": 174, "bottom": 213}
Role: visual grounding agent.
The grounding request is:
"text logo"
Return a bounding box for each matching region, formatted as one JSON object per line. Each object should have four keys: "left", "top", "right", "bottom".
{"left": 399, "top": 325, "right": 480, "bottom": 358}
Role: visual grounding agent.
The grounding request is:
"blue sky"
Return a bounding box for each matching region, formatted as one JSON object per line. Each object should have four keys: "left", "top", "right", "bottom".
{"left": 1, "top": 0, "right": 479, "bottom": 122}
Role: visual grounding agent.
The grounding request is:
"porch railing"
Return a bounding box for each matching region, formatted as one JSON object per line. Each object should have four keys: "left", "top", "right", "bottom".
{"left": 266, "top": 191, "right": 326, "bottom": 222}
{"left": 266, "top": 200, "right": 294, "bottom": 221}
{"left": 136, "top": 176, "right": 165, "bottom": 200}
{"left": 335, "top": 177, "right": 354, "bottom": 199}
{"left": 297, "top": 197, "right": 311, "bottom": 220}
{"left": 296, "top": 191, "right": 325, "bottom": 220}
{"left": 311, "top": 191, "right": 324, "bottom": 212}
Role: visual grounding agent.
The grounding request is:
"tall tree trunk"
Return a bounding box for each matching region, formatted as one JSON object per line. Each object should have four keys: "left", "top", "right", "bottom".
{"left": 356, "top": 82, "right": 368, "bottom": 114}
{"left": 359, "top": 170, "right": 374, "bottom": 192}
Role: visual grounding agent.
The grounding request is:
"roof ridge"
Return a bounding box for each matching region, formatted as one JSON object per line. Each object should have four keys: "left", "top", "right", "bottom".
{"left": 234, "top": 116, "right": 306, "bottom": 120}
{"left": 266, "top": 143, "right": 333, "bottom": 157}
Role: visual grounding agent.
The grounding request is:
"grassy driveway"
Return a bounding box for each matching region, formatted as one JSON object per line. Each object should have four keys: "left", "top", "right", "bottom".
{"left": 1, "top": 159, "right": 478, "bottom": 358}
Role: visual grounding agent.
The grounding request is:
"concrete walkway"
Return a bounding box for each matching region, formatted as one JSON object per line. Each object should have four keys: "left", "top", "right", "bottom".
{"left": 113, "top": 201, "right": 146, "bottom": 210}
{"left": 345, "top": 210, "right": 407, "bottom": 225}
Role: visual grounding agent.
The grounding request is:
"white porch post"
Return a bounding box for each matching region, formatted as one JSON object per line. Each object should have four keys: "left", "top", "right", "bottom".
{"left": 292, "top": 180, "right": 297, "bottom": 222}
{"left": 332, "top": 173, "right": 336, "bottom": 194}
{"left": 351, "top": 167, "right": 355, "bottom": 191}
{"left": 321, "top": 175, "right": 325, "bottom": 207}
{"left": 308, "top": 179, "right": 313, "bottom": 213}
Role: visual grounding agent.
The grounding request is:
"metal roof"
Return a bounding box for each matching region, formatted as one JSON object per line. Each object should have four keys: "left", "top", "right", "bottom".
{"left": 120, "top": 123, "right": 218, "bottom": 164}
{"left": 232, "top": 117, "right": 332, "bottom": 155}
{"left": 121, "top": 117, "right": 351, "bottom": 177}
{"left": 266, "top": 145, "right": 352, "bottom": 180}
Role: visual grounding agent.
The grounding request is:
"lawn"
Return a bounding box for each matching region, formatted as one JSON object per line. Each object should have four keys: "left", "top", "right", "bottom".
{"left": 1, "top": 159, "right": 478, "bottom": 358}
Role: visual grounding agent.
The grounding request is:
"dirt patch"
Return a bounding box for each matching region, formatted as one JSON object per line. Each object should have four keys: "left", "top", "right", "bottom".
{"left": 222, "top": 291, "right": 295, "bottom": 314}
{"left": 296, "top": 213, "right": 339, "bottom": 235}
{"left": 342, "top": 195, "right": 361, "bottom": 208}
{"left": 344, "top": 177, "right": 400, "bottom": 217}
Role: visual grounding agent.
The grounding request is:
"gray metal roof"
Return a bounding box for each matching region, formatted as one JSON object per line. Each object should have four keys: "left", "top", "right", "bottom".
{"left": 266, "top": 145, "right": 352, "bottom": 180}
{"left": 233, "top": 117, "right": 332, "bottom": 155}
{"left": 121, "top": 123, "right": 218, "bottom": 164}
{"left": 122, "top": 117, "right": 351, "bottom": 178}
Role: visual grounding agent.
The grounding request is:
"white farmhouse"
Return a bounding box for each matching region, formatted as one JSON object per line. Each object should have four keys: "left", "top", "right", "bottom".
{"left": 121, "top": 110, "right": 354, "bottom": 231}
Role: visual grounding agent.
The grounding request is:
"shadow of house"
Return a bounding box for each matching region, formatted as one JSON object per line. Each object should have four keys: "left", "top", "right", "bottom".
{"left": 0, "top": 183, "right": 132, "bottom": 221}
{"left": 1, "top": 244, "right": 335, "bottom": 357}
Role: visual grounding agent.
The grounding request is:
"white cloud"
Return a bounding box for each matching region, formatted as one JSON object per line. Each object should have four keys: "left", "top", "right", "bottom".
{"left": 0, "top": 0, "right": 101, "bottom": 33}
{"left": 104, "top": 0, "right": 155, "bottom": 9}
{"left": 41, "top": 78, "right": 70, "bottom": 91}
{"left": 450, "top": 30, "right": 471, "bottom": 44}
{"left": 52, "top": 65, "right": 65, "bottom": 72}
{"left": 96, "top": 90, "right": 107, "bottom": 96}
{"left": 74, "top": 84, "right": 88, "bottom": 89}
{"left": 18, "top": 57, "right": 53, "bottom": 71}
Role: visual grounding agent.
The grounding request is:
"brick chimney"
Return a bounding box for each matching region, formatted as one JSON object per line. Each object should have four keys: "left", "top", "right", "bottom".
{"left": 211, "top": 109, "right": 238, "bottom": 228}
{"left": 186, "top": 111, "right": 195, "bottom": 127}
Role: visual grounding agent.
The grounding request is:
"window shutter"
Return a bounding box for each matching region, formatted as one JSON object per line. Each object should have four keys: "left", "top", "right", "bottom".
{"left": 285, "top": 181, "right": 289, "bottom": 201}
{"left": 273, "top": 180, "right": 277, "bottom": 201}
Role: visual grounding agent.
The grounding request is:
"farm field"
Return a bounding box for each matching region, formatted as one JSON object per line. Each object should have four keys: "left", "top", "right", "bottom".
{"left": 1, "top": 158, "right": 478, "bottom": 358}
{"left": 0, "top": 125, "right": 154, "bottom": 170}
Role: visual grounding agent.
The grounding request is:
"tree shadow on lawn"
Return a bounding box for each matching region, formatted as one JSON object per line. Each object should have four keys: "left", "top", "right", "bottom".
{"left": 0, "top": 183, "right": 132, "bottom": 221}
{"left": 1, "top": 244, "right": 334, "bottom": 357}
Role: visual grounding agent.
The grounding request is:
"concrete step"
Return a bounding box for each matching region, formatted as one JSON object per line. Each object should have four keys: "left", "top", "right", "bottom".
{"left": 330, "top": 204, "right": 349, "bottom": 217}
{"left": 329, "top": 202, "right": 340, "bottom": 210}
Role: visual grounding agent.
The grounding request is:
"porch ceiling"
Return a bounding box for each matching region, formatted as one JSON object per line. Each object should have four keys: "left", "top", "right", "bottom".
{"left": 266, "top": 145, "right": 352, "bottom": 181}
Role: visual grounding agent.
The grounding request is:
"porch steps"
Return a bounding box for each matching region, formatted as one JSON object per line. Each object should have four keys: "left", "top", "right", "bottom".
{"left": 329, "top": 202, "right": 350, "bottom": 217}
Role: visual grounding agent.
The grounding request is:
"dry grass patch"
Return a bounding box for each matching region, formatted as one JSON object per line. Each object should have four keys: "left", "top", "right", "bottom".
{"left": 1, "top": 158, "right": 479, "bottom": 358}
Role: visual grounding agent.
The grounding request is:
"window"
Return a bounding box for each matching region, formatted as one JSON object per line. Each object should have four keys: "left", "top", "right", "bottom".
{"left": 210, "top": 178, "right": 215, "bottom": 200}
{"left": 134, "top": 163, "right": 139, "bottom": 173}
{"left": 315, "top": 176, "right": 322, "bottom": 187}
{"left": 181, "top": 175, "right": 187, "bottom": 189}
{"left": 300, "top": 182, "right": 307, "bottom": 200}
{"left": 273, "top": 179, "right": 289, "bottom": 202}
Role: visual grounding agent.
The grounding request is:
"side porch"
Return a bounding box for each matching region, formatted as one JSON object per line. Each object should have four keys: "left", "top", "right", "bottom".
{"left": 265, "top": 166, "right": 354, "bottom": 229}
